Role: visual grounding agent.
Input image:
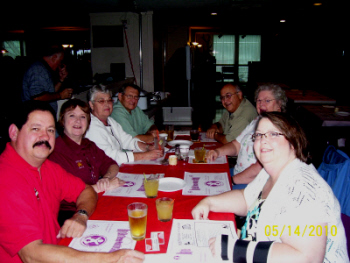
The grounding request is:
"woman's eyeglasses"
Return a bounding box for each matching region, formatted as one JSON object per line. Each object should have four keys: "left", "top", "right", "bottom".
{"left": 256, "top": 99, "right": 275, "bottom": 104}
{"left": 252, "top": 131, "right": 285, "bottom": 142}
{"left": 94, "top": 99, "right": 114, "bottom": 105}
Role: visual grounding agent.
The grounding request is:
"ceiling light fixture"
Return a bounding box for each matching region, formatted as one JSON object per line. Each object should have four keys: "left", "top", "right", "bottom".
{"left": 192, "top": 42, "right": 199, "bottom": 46}
{"left": 280, "top": 19, "right": 286, "bottom": 23}
{"left": 313, "top": 3, "right": 322, "bottom": 6}
{"left": 211, "top": 12, "right": 217, "bottom": 15}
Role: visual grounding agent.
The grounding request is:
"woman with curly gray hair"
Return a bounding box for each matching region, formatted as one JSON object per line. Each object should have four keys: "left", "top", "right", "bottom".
{"left": 254, "top": 83, "right": 288, "bottom": 113}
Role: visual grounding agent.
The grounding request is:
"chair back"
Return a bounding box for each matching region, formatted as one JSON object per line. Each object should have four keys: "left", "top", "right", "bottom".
{"left": 341, "top": 213, "right": 350, "bottom": 259}
{"left": 317, "top": 145, "right": 350, "bottom": 217}
{"left": 162, "top": 107, "right": 193, "bottom": 126}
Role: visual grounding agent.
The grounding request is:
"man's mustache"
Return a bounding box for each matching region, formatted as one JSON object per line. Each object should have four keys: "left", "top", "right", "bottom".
{"left": 33, "top": 140, "right": 52, "bottom": 150}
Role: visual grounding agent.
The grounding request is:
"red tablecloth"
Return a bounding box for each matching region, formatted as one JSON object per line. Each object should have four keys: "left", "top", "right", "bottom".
{"left": 59, "top": 135, "right": 235, "bottom": 254}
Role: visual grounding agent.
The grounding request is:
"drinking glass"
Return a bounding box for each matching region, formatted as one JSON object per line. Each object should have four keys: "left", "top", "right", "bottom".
{"left": 159, "top": 133, "right": 168, "bottom": 149}
{"left": 144, "top": 175, "right": 159, "bottom": 198}
{"left": 194, "top": 147, "right": 206, "bottom": 163}
{"left": 127, "top": 202, "right": 147, "bottom": 241}
{"left": 156, "top": 197, "right": 174, "bottom": 222}
{"left": 190, "top": 129, "right": 200, "bottom": 142}
{"left": 166, "top": 125, "right": 174, "bottom": 141}
{"left": 179, "top": 145, "right": 190, "bottom": 161}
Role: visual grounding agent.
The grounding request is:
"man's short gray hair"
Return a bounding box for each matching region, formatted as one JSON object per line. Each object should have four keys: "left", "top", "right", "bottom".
{"left": 221, "top": 83, "right": 242, "bottom": 93}
{"left": 87, "top": 85, "right": 112, "bottom": 102}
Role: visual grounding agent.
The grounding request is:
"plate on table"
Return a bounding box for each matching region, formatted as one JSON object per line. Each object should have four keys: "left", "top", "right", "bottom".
{"left": 158, "top": 177, "right": 186, "bottom": 192}
{"left": 336, "top": 111, "right": 350, "bottom": 117}
{"left": 167, "top": 140, "right": 193, "bottom": 147}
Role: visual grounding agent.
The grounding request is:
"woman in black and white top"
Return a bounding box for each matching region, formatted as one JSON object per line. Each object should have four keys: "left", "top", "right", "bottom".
{"left": 192, "top": 112, "right": 348, "bottom": 263}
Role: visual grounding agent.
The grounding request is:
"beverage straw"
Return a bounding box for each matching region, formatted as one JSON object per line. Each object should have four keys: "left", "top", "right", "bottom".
{"left": 143, "top": 173, "right": 147, "bottom": 182}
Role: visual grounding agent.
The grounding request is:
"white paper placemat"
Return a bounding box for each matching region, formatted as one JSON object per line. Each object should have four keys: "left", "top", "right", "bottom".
{"left": 104, "top": 173, "right": 165, "bottom": 197}
{"left": 182, "top": 172, "right": 231, "bottom": 196}
{"left": 166, "top": 219, "right": 237, "bottom": 263}
{"left": 69, "top": 220, "right": 136, "bottom": 252}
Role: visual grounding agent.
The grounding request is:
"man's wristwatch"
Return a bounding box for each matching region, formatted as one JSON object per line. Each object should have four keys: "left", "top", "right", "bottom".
{"left": 76, "top": 209, "right": 89, "bottom": 217}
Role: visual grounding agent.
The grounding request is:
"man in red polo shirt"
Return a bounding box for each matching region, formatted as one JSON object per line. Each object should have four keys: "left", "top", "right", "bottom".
{"left": 0, "top": 101, "right": 144, "bottom": 262}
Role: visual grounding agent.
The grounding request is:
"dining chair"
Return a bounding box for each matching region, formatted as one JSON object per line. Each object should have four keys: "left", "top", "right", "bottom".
{"left": 317, "top": 145, "right": 350, "bottom": 258}
{"left": 162, "top": 107, "right": 193, "bottom": 126}
{"left": 317, "top": 145, "right": 350, "bottom": 217}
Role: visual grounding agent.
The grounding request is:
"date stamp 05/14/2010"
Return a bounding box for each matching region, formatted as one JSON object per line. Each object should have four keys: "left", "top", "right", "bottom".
{"left": 264, "top": 225, "right": 337, "bottom": 237}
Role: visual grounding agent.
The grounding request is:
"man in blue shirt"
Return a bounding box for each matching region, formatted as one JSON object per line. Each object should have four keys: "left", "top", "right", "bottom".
{"left": 22, "top": 44, "right": 73, "bottom": 113}
{"left": 111, "top": 84, "right": 158, "bottom": 143}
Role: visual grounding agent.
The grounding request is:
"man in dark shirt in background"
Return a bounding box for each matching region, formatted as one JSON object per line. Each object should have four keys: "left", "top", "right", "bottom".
{"left": 21, "top": 44, "right": 73, "bottom": 113}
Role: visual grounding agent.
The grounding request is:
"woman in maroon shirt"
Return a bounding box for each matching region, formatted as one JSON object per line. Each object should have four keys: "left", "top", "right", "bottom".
{"left": 49, "top": 99, "right": 124, "bottom": 225}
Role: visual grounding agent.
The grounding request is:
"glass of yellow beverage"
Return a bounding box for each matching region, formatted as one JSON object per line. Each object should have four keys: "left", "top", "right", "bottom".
{"left": 144, "top": 175, "right": 159, "bottom": 198}
{"left": 156, "top": 197, "right": 174, "bottom": 222}
{"left": 194, "top": 147, "right": 206, "bottom": 163}
{"left": 166, "top": 125, "right": 174, "bottom": 141}
{"left": 127, "top": 202, "right": 147, "bottom": 241}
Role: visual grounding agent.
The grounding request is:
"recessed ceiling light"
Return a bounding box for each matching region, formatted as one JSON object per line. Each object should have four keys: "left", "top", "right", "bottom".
{"left": 62, "top": 44, "right": 74, "bottom": 48}
{"left": 313, "top": 3, "right": 322, "bottom": 6}
{"left": 280, "top": 19, "right": 286, "bottom": 23}
{"left": 211, "top": 12, "right": 217, "bottom": 15}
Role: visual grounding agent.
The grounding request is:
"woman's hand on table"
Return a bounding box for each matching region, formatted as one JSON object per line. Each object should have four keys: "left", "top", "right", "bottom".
{"left": 209, "top": 233, "right": 236, "bottom": 261}
{"left": 144, "top": 149, "right": 163, "bottom": 160}
{"left": 94, "top": 177, "right": 125, "bottom": 193}
{"left": 209, "top": 237, "right": 217, "bottom": 256}
{"left": 191, "top": 199, "right": 210, "bottom": 220}
{"left": 106, "top": 177, "right": 125, "bottom": 190}
{"left": 207, "top": 149, "right": 219, "bottom": 162}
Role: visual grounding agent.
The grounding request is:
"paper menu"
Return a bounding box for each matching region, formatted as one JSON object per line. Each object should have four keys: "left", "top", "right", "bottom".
{"left": 166, "top": 219, "right": 237, "bottom": 263}
{"left": 69, "top": 220, "right": 136, "bottom": 252}
{"left": 104, "top": 173, "right": 165, "bottom": 197}
{"left": 182, "top": 172, "right": 231, "bottom": 196}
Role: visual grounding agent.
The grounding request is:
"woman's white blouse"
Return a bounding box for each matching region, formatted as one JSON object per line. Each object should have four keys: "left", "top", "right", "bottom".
{"left": 85, "top": 114, "right": 142, "bottom": 165}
